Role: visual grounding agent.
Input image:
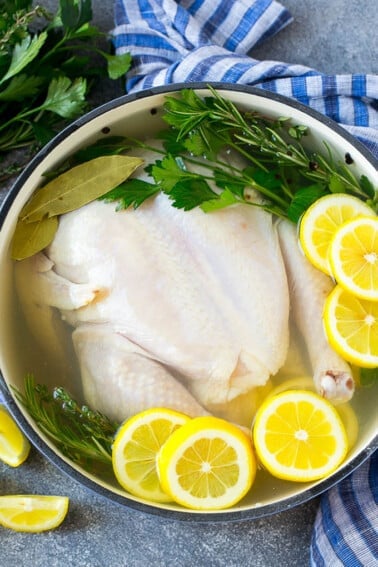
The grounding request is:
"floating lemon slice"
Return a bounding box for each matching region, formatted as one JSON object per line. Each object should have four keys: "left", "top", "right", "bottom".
{"left": 0, "top": 495, "right": 69, "bottom": 532}
{"left": 299, "top": 194, "right": 375, "bottom": 274}
{"left": 328, "top": 216, "right": 378, "bottom": 301}
{"left": 253, "top": 390, "right": 348, "bottom": 482}
{"left": 323, "top": 285, "right": 378, "bottom": 368}
{"left": 112, "top": 407, "right": 190, "bottom": 502}
{"left": 0, "top": 406, "right": 30, "bottom": 467}
{"left": 157, "top": 416, "right": 256, "bottom": 510}
{"left": 268, "top": 376, "right": 358, "bottom": 449}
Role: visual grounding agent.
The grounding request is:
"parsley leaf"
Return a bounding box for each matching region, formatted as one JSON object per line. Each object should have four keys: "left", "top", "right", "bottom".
{"left": 167, "top": 178, "right": 218, "bottom": 211}
{"left": 0, "top": 73, "right": 44, "bottom": 101}
{"left": 150, "top": 155, "right": 193, "bottom": 191}
{"left": 201, "top": 188, "right": 240, "bottom": 212}
{"left": 41, "top": 76, "right": 87, "bottom": 118}
{"left": 287, "top": 184, "right": 327, "bottom": 223}
{"left": 213, "top": 168, "right": 246, "bottom": 197}
{"left": 100, "top": 178, "right": 160, "bottom": 210}
{"left": 359, "top": 367, "right": 378, "bottom": 386}
{"left": 105, "top": 52, "right": 132, "bottom": 80}
{"left": 60, "top": 0, "right": 92, "bottom": 31}
{"left": 0, "top": 31, "right": 47, "bottom": 85}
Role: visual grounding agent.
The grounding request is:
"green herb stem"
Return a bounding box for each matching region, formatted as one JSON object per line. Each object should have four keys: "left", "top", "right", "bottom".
{"left": 13, "top": 375, "right": 118, "bottom": 470}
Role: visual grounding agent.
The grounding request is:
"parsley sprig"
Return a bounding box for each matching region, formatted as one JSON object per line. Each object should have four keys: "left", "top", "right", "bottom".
{"left": 0, "top": 0, "right": 131, "bottom": 177}
{"left": 102, "top": 87, "right": 377, "bottom": 221}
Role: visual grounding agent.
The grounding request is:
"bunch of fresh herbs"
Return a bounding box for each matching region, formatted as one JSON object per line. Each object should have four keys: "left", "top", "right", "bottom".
{"left": 101, "top": 87, "right": 377, "bottom": 220}
{"left": 0, "top": 0, "right": 131, "bottom": 179}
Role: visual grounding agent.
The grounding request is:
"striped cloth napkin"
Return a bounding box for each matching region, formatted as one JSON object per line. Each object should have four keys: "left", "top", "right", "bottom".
{"left": 112, "top": 1, "right": 378, "bottom": 565}
{"left": 112, "top": 0, "right": 378, "bottom": 157}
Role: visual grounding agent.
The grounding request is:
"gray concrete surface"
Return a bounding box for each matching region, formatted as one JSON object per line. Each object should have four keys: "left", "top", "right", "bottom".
{"left": 0, "top": 1, "right": 377, "bottom": 566}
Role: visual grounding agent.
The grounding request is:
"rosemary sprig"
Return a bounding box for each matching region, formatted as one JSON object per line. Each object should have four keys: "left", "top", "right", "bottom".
{"left": 13, "top": 375, "right": 119, "bottom": 471}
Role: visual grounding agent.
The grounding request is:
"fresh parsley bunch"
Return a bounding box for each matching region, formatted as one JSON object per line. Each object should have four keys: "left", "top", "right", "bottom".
{"left": 0, "top": 0, "right": 131, "bottom": 179}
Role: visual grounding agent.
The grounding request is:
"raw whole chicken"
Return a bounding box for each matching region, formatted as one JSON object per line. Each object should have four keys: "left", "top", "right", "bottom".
{"left": 15, "top": 153, "right": 355, "bottom": 425}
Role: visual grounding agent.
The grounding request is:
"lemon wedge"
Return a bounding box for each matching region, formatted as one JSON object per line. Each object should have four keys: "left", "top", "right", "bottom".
{"left": 0, "top": 495, "right": 69, "bottom": 532}
{"left": 0, "top": 406, "right": 30, "bottom": 467}
{"left": 328, "top": 216, "right": 378, "bottom": 301}
{"left": 112, "top": 407, "right": 190, "bottom": 502}
{"left": 157, "top": 416, "right": 256, "bottom": 510}
{"left": 323, "top": 284, "right": 378, "bottom": 368}
{"left": 253, "top": 390, "right": 348, "bottom": 482}
{"left": 299, "top": 194, "right": 376, "bottom": 274}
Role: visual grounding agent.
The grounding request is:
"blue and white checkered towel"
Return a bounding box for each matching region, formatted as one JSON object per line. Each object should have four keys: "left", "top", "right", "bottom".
{"left": 112, "top": 0, "right": 378, "bottom": 564}
{"left": 310, "top": 451, "right": 378, "bottom": 567}
{"left": 113, "top": 0, "right": 378, "bottom": 159}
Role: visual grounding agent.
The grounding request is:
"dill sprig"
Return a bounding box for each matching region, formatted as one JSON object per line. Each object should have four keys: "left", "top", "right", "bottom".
{"left": 13, "top": 375, "right": 119, "bottom": 471}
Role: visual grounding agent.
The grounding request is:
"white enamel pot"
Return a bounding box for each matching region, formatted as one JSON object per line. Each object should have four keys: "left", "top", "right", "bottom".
{"left": 0, "top": 83, "right": 377, "bottom": 521}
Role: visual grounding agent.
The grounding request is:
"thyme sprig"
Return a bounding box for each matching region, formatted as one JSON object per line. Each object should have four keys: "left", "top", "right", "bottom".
{"left": 13, "top": 375, "right": 119, "bottom": 471}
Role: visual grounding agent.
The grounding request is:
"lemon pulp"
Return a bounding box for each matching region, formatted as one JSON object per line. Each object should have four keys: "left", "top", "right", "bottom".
{"left": 299, "top": 194, "right": 376, "bottom": 274}
{"left": 0, "top": 495, "right": 69, "bottom": 532}
{"left": 112, "top": 407, "right": 190, "bottom": 502}
{"left": 253, "top": 390, "right": 348, "bottom": 482}
{"left": 157, "top": 416, "right": 256, "bottom": 510}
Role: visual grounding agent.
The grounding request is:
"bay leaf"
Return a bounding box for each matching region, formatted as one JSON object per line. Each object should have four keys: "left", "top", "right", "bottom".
{"left": 20, "top": 155, "right": 144, "bottom": 223}
{"left": 11, "top": 215, "right": 58, "bottom": 261}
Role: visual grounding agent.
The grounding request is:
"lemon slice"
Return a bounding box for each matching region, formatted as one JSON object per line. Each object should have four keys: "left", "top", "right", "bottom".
{"left": 253, "top": 390, "right": 348, "bottom": 482}
{"left": 268, "top": 376, "right": 358, "bottom": 449}
{"left": 328, "top": 216, "right": 378, "bottom": 300}
{"left": 299, "top": 194, "right": 376, "bottom": 274}
{"left": 0, "top": 406, "right": 30, "bottom": 467}
{"left": 0, "top": 495, "right": 69, "bottom": 532}
{"left": 323, "top": 284, "right": 378, "bottom": 368}
{"left": 157, "top": 416, "right": 256, "bottom": 510}
{"left": 112, "top": 407, "right": 190, "bottom": 502}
